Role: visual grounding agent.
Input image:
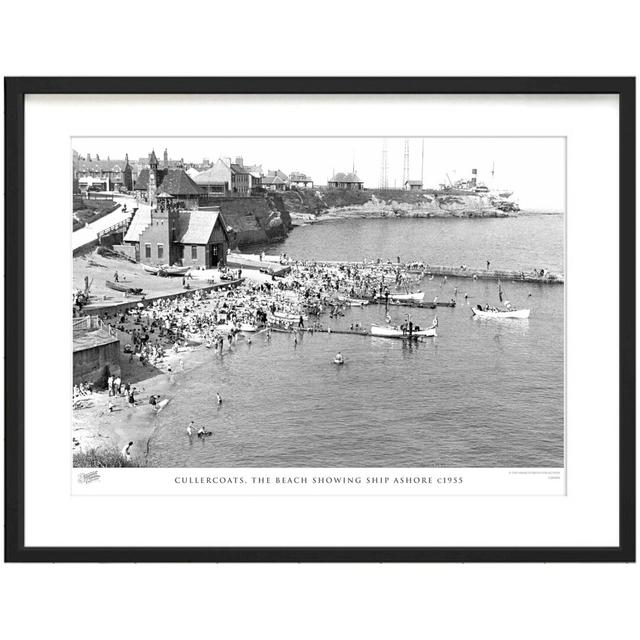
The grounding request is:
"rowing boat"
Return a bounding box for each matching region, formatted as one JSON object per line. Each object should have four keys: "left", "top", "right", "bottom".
{"left": 370, "top": 323, "right": 437, "bottom": 338}
{"left": 273, "top": 311, "right": 307, "bottom": 322}
{"left": 388, "top": 291, "right": 425, "bottom": 302}
{"left": 106, "top": 280, "right": 144, "bottom": 295}
{"left": 160, "top": 265, "right": 190, "bottom": 277}
{"left": 417, "top": 300, "right": 456, "bottom": 309}
{"left": 471, "top": 306, "right": 530, "bottom": 319}
{"left": 142, "top": 264, "right": 160, "bottom": 274}
{"left": 347, "top": 299, "right": 369, "bottom": 306}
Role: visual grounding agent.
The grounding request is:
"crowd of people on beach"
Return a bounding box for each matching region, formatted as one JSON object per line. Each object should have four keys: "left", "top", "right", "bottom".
{"left": 78, "top": 256, "right": 453, "bottom": 393}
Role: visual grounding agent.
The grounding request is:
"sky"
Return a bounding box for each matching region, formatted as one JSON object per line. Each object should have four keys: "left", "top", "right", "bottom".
{"left": 74, "top": 137, "right": 566, "bottom": 211}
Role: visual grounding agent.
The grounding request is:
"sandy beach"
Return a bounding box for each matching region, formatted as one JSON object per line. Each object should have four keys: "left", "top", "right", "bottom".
{"left": 72, "top": 340, "right": 205, "bottom": 464}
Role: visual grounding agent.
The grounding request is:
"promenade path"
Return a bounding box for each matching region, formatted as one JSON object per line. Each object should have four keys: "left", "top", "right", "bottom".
{"left": 72, "top": 194, "right": 142, "bottom": 252}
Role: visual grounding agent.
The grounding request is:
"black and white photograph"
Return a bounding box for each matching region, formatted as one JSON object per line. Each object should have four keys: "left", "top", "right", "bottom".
{"left": 71, "top": 136, "right": 565, "bottom": 472}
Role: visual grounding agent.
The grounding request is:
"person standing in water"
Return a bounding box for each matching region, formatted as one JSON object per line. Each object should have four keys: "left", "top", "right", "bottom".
{"left": 216, "top": 392, "right": 222, "bottom": 405}
{"left": 187, "top": 421, "right": 195, "bottom": 436}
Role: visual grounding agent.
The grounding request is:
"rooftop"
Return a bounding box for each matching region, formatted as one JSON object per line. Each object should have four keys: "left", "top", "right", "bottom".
{"left": 329, "top": 172, "right": 363, "bottom": 183}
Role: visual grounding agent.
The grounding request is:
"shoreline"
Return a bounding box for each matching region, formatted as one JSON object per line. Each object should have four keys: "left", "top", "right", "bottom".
{"left": 72, "top": 342, "right": 205, "bottom": 465}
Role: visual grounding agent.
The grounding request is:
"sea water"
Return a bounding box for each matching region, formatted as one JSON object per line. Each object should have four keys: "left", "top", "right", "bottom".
{"left": 146, "top": 213, "right": 564, "bottom": 468}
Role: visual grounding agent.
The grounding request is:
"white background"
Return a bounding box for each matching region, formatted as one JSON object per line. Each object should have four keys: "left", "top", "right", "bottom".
{"left": 1, "top": 2, "right": 637, "bottom": 639}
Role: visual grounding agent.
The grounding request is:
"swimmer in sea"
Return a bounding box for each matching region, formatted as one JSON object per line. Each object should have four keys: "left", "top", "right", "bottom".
{"left": 216, "top": 392, "right": 222, "bottom": 405}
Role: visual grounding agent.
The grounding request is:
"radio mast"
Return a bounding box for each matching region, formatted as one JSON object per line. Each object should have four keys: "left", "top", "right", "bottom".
{"left": 379, "top": 140, "right": 388, "bottom": 189}
{"left": 402, "top": 139, "right": 410, "bottom": 188}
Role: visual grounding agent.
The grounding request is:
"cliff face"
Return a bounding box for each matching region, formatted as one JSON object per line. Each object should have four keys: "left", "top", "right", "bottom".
{"left": 280, "top": 188, "right": 517, "bottom": 220}
{"left": 212, "top": 188, "right": 515, "bottom": 247}
{"left": 212, "top": 196, "right": 292, "bottom": 247}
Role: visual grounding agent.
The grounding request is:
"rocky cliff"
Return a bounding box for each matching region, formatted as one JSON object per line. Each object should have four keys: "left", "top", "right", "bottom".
{"left": 213, "top": 188, "right": 516, "bottom": 247}
{"left": 280, "top": 188, "right": 517, "bottom": 220}
{"left": 211, "top": 195, "right": 292, "bottom": 247}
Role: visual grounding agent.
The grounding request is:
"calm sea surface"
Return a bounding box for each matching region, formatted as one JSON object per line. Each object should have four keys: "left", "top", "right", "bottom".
{"left": 147, "top": 213, "right": 564, "bottom": 468}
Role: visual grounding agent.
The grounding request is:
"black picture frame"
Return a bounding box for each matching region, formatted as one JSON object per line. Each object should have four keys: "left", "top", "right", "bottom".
{"left": 4, "top": 77, "right": 635, "bottom": 563}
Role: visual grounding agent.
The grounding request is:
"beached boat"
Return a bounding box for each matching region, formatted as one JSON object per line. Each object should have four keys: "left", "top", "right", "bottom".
{"left": 471, "top": 306, "right": 530, "bottom": 319}
{"left": 239, "top": 323, "right": 261, "bottom": 332}
{"left": 370, "top": 323, "right": 437, "bottom": 338}
{"left": 388, "top": 291, "right": 425, "bottom": 302}
{"left": 159, "top": 265, "right": 190, "bottom": 277}
{"left": 106, "top": 280, "right": 143, "bottom": 295}
{"left": 142, "top": 264, "right": 160, "bottom": 274}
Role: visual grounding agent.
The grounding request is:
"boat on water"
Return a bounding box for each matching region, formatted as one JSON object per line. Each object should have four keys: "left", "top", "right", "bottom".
{"left": 347, "top": 298, "right": 369, "bottom": 306}
{"left": 239, "top": 323, "right": 261, "bottom": 332}
{"left": 333, "top": 357, "right": 345, "bottom": 365}
{"left": 472, "top": 280, "right": 529, "bottom": 319}
{"left": 106, "top": 280, "right": 143, "bottom": 295}
{"left": 418, "top": 300, "right": 456, "bottom": 309}
{"left": 370, "top": 321, "right": 437, "bottom": 339}
{"left": 472, "top": 306, "right": 530, "bottom": 319}
{"left": 388, "top": 291, "right": 425, "bottom": 302}
{"left": 273, "top": 311, "right": 307, "bottom": 322}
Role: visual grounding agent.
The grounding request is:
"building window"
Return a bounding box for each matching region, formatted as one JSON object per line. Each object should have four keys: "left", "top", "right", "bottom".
{"left": 144, "top": 243, "right": 151, "bottom": 259}
{"left": 191, "top": 245, "right": 198, "bottom": 260}
{"left": 157, "top": 243, "right": 164, "bottom": 260}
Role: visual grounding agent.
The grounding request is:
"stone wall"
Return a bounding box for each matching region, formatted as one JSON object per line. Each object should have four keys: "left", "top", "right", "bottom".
{"left": 73, "top": 339, "right": 121, "bottom": 386}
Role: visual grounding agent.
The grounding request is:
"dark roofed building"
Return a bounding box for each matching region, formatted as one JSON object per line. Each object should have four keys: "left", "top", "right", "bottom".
{"left": 328, "top": 171, "right": 364, "bottom": 190}
{"left": 134, "top": 150, "right": 203, "bottom": 209}
{"left": 74, "top": 152, "right": 133, "bottom": 191}
{"left": 289, "top": 171, "right": 314, "bottom": 188}
{"left": 124, "top": 205, "right": 230, "bottom": 269}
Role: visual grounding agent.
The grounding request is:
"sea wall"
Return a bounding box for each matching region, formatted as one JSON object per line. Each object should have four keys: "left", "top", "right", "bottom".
{"left": 73, "top": 338, "right": 121, "bottom": 386}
